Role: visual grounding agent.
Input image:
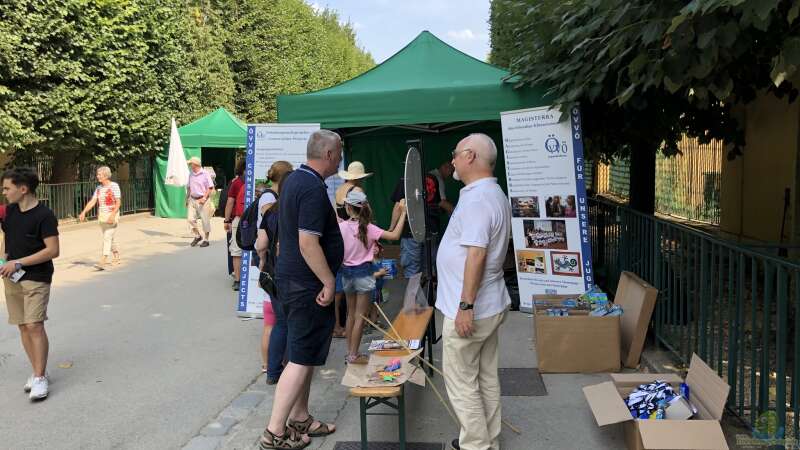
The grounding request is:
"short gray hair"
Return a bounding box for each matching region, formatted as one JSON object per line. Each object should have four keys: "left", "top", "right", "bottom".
{"left": 466, "top": 133, "right": 498, "bottom": 168}
{"left": 307, "top": 130, "right": 342, "bottom": 160}
{"left": 97, "top": 166, "right": 112, "bottom": 178}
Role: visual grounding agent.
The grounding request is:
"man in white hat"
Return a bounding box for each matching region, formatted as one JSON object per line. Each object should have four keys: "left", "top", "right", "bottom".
{"left": 186, "top": 156, "right": 214, "bottom": 247}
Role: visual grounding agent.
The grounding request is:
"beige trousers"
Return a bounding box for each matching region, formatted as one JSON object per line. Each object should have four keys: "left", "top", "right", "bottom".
{"left": 443, "top": 310, "right": 506, "bottom": 450}
{"left": 100, "top": 222, "right": 119, "bottom": 257}
{"left": 187, "top": 197, "right": 212, "bottom": 235}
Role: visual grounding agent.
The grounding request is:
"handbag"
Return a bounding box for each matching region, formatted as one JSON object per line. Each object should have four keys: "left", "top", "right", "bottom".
{"left": 258, "top": 208, "right": 279, "bottom": 299}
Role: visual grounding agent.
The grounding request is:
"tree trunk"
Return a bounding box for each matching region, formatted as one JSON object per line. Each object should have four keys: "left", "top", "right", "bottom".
{"left": 49, "top": 151, "right": 78, "bottom": 183}
{"left": 628, "top": 148, "right": 656, "bottom": 214}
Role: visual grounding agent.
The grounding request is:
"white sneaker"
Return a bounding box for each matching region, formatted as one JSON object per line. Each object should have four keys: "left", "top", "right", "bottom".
{"left": 23, "top": 374, "right": 34, "bottom": 393}
{"left": 29, "top": 376, "right": 48, "bottom": 400}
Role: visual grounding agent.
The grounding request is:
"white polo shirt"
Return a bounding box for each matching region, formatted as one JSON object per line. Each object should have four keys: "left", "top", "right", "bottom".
{"left": 435, "top": 177, "right": 511, "bottom": 320}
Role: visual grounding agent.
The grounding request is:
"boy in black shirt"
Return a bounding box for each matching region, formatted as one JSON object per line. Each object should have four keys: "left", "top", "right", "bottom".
{"left": 1, "top": 168, "right": 60, "bottom": 401}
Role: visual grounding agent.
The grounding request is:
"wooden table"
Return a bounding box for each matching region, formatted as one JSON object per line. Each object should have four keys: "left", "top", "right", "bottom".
{"left": 349, "top": 306, "right": 434, "bottom": 450}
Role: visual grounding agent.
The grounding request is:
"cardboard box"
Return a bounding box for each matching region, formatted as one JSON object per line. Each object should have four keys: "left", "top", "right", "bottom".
{"left": 532, "top": 271, "right": 657, "bottom": 373}
{"left": 342, "top": 350, "right": 425, "bottom": 388}
{"left": 583, "top": 354, "right": 730, "bottom": 450}
{"left": 615, "top": 272, "right": 658, "bottom": 368}
{"left": 535, "top": 307, "right": 622, "bottom": 373}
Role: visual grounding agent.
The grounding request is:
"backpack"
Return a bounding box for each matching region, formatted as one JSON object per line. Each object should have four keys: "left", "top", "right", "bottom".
{"left": 258, "top": 203, "right": 280, "bottom": 298}
{"left": 236, "top": 189, "right": 276, "bottom": 251}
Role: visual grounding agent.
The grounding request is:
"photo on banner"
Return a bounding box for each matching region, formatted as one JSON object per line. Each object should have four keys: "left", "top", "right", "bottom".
{"left": 500, "top": 105, "right": 593, "bottom": 311}
{"left": 237, "top": 123, "right": 320, "bottom": 317}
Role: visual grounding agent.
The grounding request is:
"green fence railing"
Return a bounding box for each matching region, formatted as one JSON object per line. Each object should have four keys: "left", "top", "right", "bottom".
{"left": 589, "top": 196, "right": 800, "bottom": 439}
{"left": 37, "top": 178, "right": 153, "bottom": 222}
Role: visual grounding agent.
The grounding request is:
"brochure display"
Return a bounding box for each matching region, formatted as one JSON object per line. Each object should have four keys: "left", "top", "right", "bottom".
{"left": 500, "top": 105, "right": 593, "bottom": 311}
{"left": 237, "top": 123, "right": 320, "bottom": 316}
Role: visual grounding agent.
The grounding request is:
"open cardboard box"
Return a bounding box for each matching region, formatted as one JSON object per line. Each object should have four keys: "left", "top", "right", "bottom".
{"left": 583, "top": 354, "right": 731, "bottom": 450}
{"left": 533, "top": 271, "right": 658, "bottom": 373}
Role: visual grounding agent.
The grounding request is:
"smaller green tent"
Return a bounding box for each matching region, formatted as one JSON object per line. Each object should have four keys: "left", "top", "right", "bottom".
{"left": 153, "top": 108, "right": 247, "bottom": 218}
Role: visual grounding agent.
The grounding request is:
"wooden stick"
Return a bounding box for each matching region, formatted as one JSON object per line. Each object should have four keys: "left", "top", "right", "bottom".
{"left": 359, "top": 312, "right": 459, "bottom": 427}
{"left": 373, "top": 303, "right": 446, "bottom": 379}
{"left": 502, "top": 419, "right": 522, "bottom": 435}
{"left": 360, "top": 313, "right": 444, "bottom": 378}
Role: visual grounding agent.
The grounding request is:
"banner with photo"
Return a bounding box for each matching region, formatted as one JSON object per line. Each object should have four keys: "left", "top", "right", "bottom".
{"left": 238, "top": 123, "right": 321, "bottom": 317}
{"left": 500, "top": 105, "right": 593, "bottom": 311}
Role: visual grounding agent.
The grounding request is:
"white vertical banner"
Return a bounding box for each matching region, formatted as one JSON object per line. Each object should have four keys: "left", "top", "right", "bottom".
{"left": 238, "top": 123, "right": 320, "bottom": 317}
{"left": 500, "top": 105, "right": 593, "bottom": 312}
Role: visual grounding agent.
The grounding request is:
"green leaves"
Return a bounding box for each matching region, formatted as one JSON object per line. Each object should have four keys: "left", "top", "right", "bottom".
{"left": 0, "top": 0, "right": 373, "bottom": 175}
{"left": 490, "top": 0, "right": 800, "bottom": 166}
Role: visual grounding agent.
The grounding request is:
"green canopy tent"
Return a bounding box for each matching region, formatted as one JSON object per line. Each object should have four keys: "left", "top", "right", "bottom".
{"left": 277, "top": 31, "right": 549, "bottom": 228}
{"left": 153, "top": 108, "right": 247, "bottom": 218}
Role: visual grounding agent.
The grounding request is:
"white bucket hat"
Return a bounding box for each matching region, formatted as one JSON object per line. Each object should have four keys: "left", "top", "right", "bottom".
{"left": 338, "top": 161, "right": 373, "bottom": 180}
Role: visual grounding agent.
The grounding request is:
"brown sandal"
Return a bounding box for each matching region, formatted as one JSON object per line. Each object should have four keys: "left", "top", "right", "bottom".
{"left": 259, "top": 427, "right": 309, "bottom": 449}
{"left": 287, "top": 415, "right": 336, "bottom": 437}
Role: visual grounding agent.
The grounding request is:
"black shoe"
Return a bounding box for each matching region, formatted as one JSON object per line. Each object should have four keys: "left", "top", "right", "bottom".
{"left": 450, "top": 439, "right": 460, "bottom": 450}
{"left": 190, "top": 237, "right": 201, "bottom": 247}
{"left": 199, "top": 240, "right": 210, "bottom": 247}
{"left": 232, "top": 280, "right": 240, "bottom": 291}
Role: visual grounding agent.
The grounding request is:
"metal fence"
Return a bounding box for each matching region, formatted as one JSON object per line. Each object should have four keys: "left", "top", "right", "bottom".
{"left": 590, "top": 196, "right": 800, "bottom": 439}
{"left": 37, "top": 178, "right": 153, "bottom": 222}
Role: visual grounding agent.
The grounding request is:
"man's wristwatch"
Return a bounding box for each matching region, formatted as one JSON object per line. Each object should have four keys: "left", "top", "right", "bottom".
{"left": 458, "top": 301, "right": 474, "bottom": 311}
{"left": 13, "top": 261, "right": 22, "bottom": 271}
{"left": 224, "top": 219, "right": 232, "bottom": 224}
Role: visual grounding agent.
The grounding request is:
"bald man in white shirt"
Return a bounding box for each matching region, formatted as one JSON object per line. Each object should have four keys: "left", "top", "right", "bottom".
{"left": 436, "top": 133, "right": 511, "bottom": 450}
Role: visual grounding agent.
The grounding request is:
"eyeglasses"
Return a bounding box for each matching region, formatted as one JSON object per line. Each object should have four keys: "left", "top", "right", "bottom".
{"left": 451, "top": 148, "right": 473, "bottom": 158}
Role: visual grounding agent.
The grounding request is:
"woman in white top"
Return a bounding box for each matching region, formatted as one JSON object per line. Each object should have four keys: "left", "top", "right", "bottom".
{"left": 79, "top": 166, "right": 122, "bottom": 269}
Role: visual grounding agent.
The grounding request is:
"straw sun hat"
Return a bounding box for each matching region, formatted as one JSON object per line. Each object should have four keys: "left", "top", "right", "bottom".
{"left": 338, "top": 161, "right": 373, "bottom": 180}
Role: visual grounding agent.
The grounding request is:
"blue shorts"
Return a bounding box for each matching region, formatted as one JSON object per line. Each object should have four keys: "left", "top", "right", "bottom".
{"left": 275, "top": 278, "right": 335, "bottom": 367}
{"left": 341, "top": 263, "right": 376, "bottom": 294}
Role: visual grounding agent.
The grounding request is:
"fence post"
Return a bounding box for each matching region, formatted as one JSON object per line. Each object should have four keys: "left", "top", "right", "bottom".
{"left": 653, "top": 221, "right": 662, "bottom": 347}
{"left": 699, "top": 239, "right": 709, "bottom": 360}
{"left": 775, "top": 266, "right": 788, "bottom": 439}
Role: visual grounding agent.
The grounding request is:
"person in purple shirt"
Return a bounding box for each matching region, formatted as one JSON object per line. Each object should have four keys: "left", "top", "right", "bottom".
{"left": 185, "top": 156, "right": 215, "bottom": 247}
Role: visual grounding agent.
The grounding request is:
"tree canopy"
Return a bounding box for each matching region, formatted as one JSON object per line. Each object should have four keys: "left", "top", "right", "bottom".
{"left": 0, "top": 0, "right": 373, "bottom": 179}
{"left": 490, "top": 0, "right": 800, "bottom": 211}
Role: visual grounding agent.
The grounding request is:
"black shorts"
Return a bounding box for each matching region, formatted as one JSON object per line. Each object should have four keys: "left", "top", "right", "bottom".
{"left": 275, "top": 278, "right": 335, "bottom": 366}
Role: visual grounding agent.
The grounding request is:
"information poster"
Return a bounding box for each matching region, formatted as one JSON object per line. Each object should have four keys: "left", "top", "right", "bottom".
{"left": 500, "top": 105, "right": 593, "bottom": 311}
{"left": 238, "top": 123, "right": 320, "bottom": 317}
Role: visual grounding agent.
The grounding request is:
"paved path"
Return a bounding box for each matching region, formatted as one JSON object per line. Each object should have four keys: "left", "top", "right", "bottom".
{"left": 188, "top": 281, "right": 628, "bottom": 450}
{"left": 0, "top": 215, "right": 263, "bottom": 449}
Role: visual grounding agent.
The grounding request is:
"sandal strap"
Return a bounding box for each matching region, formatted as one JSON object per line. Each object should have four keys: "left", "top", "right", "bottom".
{"left": 288, "top": 415, "right": 335, "bottom": 437}
{"left": 259, "top": 427, "right": 308, "bottom": 450}
{"left": 287, "top": 415, "right": 314, "bottom": 434}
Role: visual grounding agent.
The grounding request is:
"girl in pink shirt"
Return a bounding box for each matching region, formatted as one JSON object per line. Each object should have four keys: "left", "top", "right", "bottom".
{"left": 339, "top": 190, "right": 405, "bottom": 364}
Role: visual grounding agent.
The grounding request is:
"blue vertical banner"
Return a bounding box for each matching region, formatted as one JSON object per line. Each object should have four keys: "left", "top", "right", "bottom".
{"left": 237, "top": 123, "right": 320, "bottom": 317}
{"left": 500, "top": 105, "right": 595, "bottom": 311}
{"left": 238, "top": 126, "right": 257, "bottom": 315}
{"left": 569, "top": 105, "right": 593, "bottom": 290}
